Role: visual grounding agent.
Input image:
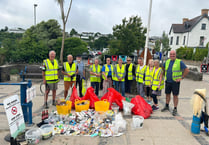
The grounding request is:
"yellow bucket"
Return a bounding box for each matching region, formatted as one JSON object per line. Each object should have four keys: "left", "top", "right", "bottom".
{"left": 56, "top": 101, "right": 72, "bottom": 115}
{"left": 75, "top": 99, "right": 90, "bottom": 112}
{"left": 95, "top": 99, "right": 110, "bottom": 112}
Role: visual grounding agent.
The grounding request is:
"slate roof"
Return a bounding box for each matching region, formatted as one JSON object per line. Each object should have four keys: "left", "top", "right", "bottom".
{"left": 169, "top": 14, "right": 209, "bottom": 34}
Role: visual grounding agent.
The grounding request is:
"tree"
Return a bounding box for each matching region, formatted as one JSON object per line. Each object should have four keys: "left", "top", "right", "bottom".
{"left": 55, "top": 0, "right": 73, "bottom": 64}
{"left": 112, "top": 15, "right": 146, "bottom": 55}
{"left": 94, "top": 36, "right": 110, "bottom": 50}
{"left": 53, "top": 37, "right": 88, "bottom": 61}
{"left": 154, "top": 31, "right": 171, "bottom": 53}
{"left": 70, "top": 28, "right": 78, "bottom": 37}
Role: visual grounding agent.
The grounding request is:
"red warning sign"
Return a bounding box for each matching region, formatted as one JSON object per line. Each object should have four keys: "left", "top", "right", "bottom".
{"left": 11, "top": 106, "right": 17, "bottom": 115}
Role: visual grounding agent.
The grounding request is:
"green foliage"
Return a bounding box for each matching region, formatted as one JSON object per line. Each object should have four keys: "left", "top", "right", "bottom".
{"left": 10, "top": 68, "right": 19, "bottom": 74}
{"left": 176, "top": 46, "right": 208, "bottom": 61}
{"left": 112, "top": 15, "right": 146, "bottom": 55}
{"left": 53, "top": 37, "right": 88, "bottom": 62}
{"left": 154, "top": 31, "right": 171, "bottom": 54}
{"left": 154, "top": 40, "right": 161, "bottom": 52}
{"left": 94, "top": 36, "right": 110, "bottom": 50}
{"left": 70, "top": 28, "right": 78, "bottom": 37}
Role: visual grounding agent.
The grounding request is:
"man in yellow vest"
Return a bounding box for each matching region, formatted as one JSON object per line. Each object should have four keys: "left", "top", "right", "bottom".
{"left": 62, "top": 55, "right": 78, "bottom": 99}
{"left": 135, "top": 57, "right": 146, "bottom": 98}
{"left": 161, "top": 50, "right": 189, "bottom": 116}
{"left": 102, "top": 57, "right": 113, "bottom": 95}
{"left": 115, "top": 58, "right": 126, "bottom": 96}
{"left": 125, "top": 57, "right": 135, "bottom": 95}
{"left": 42, "top": 50, "right": 60, "bottom": 109}
{"left": 90, "top": 58, "right": 101, "bottom": 96}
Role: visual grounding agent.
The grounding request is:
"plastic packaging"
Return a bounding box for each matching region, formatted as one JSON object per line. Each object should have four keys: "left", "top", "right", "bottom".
{"left": 25, "top": 128, "right": 42, "bottom": 144}
{"left": 114, "top": 113, "right": 126, "bottom": 133}
{"left": 40, "top": 124, "right": 54, "bottom": 140}
{"left": 111, "top": 103, "right": 119, "bottom": 114}
{"left": 122, "top": 100, "right": 134, "bottom": 115}
{"left": 132, "top": 115, "right": 144, "bottom": 129}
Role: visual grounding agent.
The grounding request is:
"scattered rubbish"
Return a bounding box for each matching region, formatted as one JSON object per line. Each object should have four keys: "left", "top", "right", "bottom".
{"left": 25, "top": 128, "right": 42, "bottom": 144}
{"left": 132, "top": 115, "right": 144, "bottom": 129}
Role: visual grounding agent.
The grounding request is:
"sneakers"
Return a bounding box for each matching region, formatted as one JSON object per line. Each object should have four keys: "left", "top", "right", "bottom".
{"left": 161, "top": 106, "right": 169, "bottom": 112}
{"left": 172, "top": 109, "right": 177, "bottom": 116}
{"left": 152, "top": 105, "right": 159, "bottom": 111}
{"left": 44, "top": 103, "right": 49, "bottom": 109}
{"left": 52, "top": 100, "right": 56, "bottom": 106}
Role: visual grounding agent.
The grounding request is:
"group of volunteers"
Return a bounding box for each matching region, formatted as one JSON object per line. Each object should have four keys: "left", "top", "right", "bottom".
{"left": 42, "top": 49, "right": 189, "bottom": 116}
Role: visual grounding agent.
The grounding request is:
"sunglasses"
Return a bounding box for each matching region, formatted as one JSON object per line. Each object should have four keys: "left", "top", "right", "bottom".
{"left": 127, "top": 60, "right": 131, "bottom": 61}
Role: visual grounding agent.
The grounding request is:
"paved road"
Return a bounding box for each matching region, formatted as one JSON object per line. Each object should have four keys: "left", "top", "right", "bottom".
{"left": 1, "top": 73, "right": 209, "bottom": 145}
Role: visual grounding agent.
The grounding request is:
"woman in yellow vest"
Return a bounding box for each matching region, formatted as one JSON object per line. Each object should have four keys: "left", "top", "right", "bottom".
{"left": 114, "top": 58, "right": 126, "bottom": 96}
{"left": 151, "top": 59, "right": 164, "bottom": 111}
{"left": 62, "top": 55, "right": 78, "bottom": 99}
{"left": 90, "top": 58, "right": 101, "bottom": 96}
{"left": 42, "top": 50, "right": 59, "bottom": 109}
{"left": 144, "top": 59, "right": 154, "bottom": 104}
{"left": 135, "top": 57, "right": 146, "bottom": 98}
{"left": 125, "top": 57, "right": 135, "bottom": 95}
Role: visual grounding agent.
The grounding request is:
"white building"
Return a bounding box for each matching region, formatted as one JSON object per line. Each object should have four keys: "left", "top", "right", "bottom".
{"left": 169, "top": 9, "right": 209, "bottom": 50}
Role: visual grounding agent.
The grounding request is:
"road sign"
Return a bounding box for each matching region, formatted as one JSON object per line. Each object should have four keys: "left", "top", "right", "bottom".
{"left": 26, "top": 86, "right": 36, "bottom": 103}
{"left": 3, "top": 95, "right": 25, "bottom": 138}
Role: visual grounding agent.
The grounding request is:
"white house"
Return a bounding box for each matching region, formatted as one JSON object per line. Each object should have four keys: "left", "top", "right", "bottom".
{"left": 169, "top": 9, "right": 209, "bottom": 50}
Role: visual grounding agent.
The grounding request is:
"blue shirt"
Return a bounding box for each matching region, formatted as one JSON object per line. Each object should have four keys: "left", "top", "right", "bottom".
{"left": 75, "top": 61, "right": 85, "bottom": 78}
{"left": 163, "top": 60, "right": 187, "bottom": 83}
{"left": 102, "top": 65, "right": 112, "bottom": 77}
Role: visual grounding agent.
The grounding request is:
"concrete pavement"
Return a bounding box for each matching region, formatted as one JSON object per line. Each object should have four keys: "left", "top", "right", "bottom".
{"left": 1, "top": 74, "right": 209, "bottom": 145}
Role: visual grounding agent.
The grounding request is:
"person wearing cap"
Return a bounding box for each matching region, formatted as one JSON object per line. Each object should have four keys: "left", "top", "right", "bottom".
{"left": 62, "top": 55, "right": 78, "bottom": 99}
{"left": 135, "top": 57, "right": 146, "bottom": 98}
{"left": 115, "top": 58, "right": 126, "bottom": 96}
{"left": 102, "top": 57, "right": 113, "bottom": 95}
{"left": 90, "top": 58, "right": 101, "bottom": 96}
{"left": 75, "top": 55, "right": 85, "bottom": 97}
{"left": 42, "top": 50, "right": 60, "bottom": 109}
{"left": 125, "top": 57, "right": 135, "bottom": 95}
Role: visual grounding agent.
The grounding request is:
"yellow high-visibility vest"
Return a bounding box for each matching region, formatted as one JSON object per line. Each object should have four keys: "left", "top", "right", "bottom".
{"left": 44, "top": 59, "right": 59, "bottom": 83}
{"left": 144, "top": 66, "right": 155, "bottom": 86}
{"left": 63, "top": 62, "right": 76, "bottom": 81}
{"left": 136, "top": 65, "right": 146, "bottom": 83}
{"left": 115, "top": 64, "right": 125, "bottom": 82}
{"left": 102, "top": 64, "right": 113, "bottom": 80}
{"left": 152, "top": 67, "right": 164, "bottom": 91}
{"left": 127, "top": 63, "right": 134, "bottom": 80}
{"left": 165, "top": 59, "right": 182, "bottom": 81}
{"left": 90, "top": 64, "right": 101, "bottom": 82}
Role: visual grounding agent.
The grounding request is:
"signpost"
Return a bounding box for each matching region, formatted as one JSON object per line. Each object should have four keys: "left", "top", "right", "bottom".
{"left": 3, "top": 95, "right": 25, "bottom": 139}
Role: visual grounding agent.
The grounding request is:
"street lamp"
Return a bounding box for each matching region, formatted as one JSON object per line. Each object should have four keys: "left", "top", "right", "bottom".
{"left": 34, "top": 4, "right": 38, "bottom": 26}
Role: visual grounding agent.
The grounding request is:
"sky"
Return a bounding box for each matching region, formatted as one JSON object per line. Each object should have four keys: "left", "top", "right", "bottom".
{"left": 0, "top": 0, "right": 208, "bottom": 36}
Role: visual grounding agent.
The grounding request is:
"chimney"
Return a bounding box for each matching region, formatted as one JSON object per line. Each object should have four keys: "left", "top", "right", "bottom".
{"left": 201, "top": 9, "right": 209, "bottom": 16}
{"left": 183, "top": 18, "right": 189, "bottom": 23}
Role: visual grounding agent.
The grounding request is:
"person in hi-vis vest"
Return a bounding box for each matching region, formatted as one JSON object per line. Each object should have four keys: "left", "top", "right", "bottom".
{"left": 151, "top": 59, "right": 164, "bottom": 111}
{"left": 90, "top": 58, "right": 101, "bottom": 96}
{"left": 42, "top": 50, "right": 60, "bottom": 109}
{"left": 135, "top": 57, "right": 146, "bottom": 98}
{"left": 114, "top": 58, "right": 126, "bottom": 97}
{"left": 102, "top": 57, "right": 113, "bottom": 95}
{"left": 62, "top": 55, "right": 78, "bottom": 99}
{"left": 125, "top": 57, "right": 135, "bottom": 95}
{"left": 161, "top": 50, "right": 189, "bottom": 116}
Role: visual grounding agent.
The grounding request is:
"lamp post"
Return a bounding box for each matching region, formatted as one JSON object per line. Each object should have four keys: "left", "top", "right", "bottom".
{"left": 34, "top": 4, "right": 38, "bottom": 26}
{"left": 144, "top": 0, "right": 153, "bottom": 65}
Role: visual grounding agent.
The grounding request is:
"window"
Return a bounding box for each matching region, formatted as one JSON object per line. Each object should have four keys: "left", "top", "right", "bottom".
{"left": 170, "top": 37, "right": 173, "bottom": 45}
{"left": 183, "top": 36, "right": 186, "bottom": 45}
{"left": 199, "top": 36, "right": 204, "bottom": 46}
{"left": 201, "top": 24, "right": 206, "bottom": 30}
{"left": 176, "top": 36, "right": 179, "bottom": 45}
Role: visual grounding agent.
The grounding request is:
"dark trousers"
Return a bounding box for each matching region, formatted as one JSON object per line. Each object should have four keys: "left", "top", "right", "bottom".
{"left": 76, "top": 75, "right": 83, "bottom": 97}
{"left": 91, "top": 82, "right": 99, "bottom": 96}
{"left": 125, "top": 80, "right": 132, "bottom": 93}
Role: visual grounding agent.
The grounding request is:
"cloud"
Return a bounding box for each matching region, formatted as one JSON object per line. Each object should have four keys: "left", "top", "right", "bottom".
{"left": 0, "top": 0, "right": 209, "bottom": 36}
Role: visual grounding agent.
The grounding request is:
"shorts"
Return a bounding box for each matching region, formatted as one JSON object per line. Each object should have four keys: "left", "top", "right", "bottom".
{"left": 165, "top": 81, "right": 180, "bottom": 96}
{"left": 64, "top": 81, "right": 76, "bottom": 91}
{"left": 46, "top": 83, "right": 58, "bottom": 91}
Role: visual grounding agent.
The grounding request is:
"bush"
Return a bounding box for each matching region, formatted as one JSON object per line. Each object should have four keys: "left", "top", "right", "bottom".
{"left": 10, "top": 68, "right": 19, "bottom": 75}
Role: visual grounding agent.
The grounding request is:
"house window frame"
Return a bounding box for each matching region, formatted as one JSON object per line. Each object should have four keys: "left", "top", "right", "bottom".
{"left": 201, "top": 23, "right": 206, "bottom": 30}
{"left": 170, "top": 37, "right": 173, "bottom": 45}
{"left": 176, "top": 36, "right": 179, "bottom": 45}
{"left": 199, "top": 36, "right": 204, "bottom": 46}
{"left": 183, "top": 36, "right": 186, "bottom": 45}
